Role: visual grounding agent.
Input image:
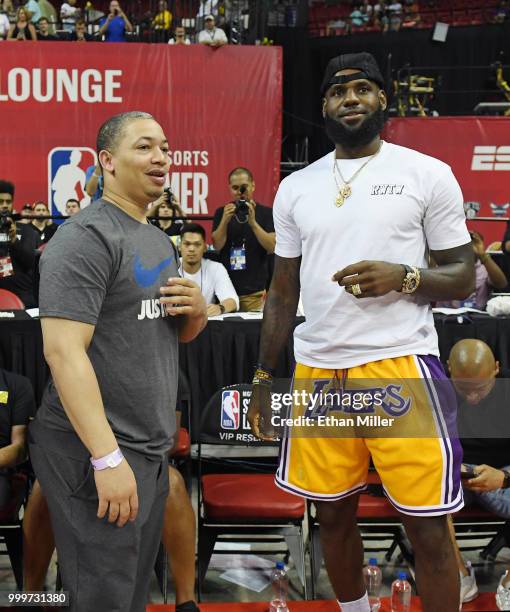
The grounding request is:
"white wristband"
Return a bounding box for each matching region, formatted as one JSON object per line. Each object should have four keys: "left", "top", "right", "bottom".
{"left": 90, "top": 448, "right": 124, "bottom": 470}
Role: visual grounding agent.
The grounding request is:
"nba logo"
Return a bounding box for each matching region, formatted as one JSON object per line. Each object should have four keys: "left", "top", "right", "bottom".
{"left": 48, "top": 147, "right": 97, "bottom": 220}
{"left": 221, "top": 390, "right": 240, "bottom": 430}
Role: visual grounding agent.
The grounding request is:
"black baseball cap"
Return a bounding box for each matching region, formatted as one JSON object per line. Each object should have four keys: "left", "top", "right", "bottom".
{"left": 321, "top": 52, "right": 385, "bottom": 96}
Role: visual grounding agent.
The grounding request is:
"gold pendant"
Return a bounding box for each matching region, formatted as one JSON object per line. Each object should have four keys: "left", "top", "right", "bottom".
{"left": 335, "top": 184, "right": 352, "bottom": 208}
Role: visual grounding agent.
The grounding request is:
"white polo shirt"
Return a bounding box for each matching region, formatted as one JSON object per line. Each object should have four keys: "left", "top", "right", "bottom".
{"left": 180, "top": 258, "right": 239, "bottom": 310}
{"left": 274, "top": 141, "right": 470, "bottom": 369}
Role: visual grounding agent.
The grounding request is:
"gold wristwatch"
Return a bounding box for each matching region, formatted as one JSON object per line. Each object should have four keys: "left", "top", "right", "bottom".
{"left": 400, "top": 265, "right": 421, "bottom": 294}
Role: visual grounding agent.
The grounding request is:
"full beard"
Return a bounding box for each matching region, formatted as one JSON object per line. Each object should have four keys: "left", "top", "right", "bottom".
{"left": 324, "top": 107, "right": 386, "bottom": 150}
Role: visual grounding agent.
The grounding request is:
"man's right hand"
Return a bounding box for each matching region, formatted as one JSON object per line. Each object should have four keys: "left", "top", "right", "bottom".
{"left": 247, "top": 384, "right": 276, "bottom": 441}
{"left": 95, "top": 459, "right": 139, "bottom": 527}
{"left": 221, "top": 203, "right": 236, "bottom": 225}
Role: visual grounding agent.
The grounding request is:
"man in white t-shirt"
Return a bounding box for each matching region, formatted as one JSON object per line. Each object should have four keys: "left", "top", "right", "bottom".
{"left": 197, "top": 14, "right": 227, "bottom": 47}
{"left": 60, "top": 0, "right": 79, "bottom": 32}
{"left": 248, "top": 52, "right": 474, "bottom": 612}
{"left": 179, "top": 223, "right": 238, "bottom": 317}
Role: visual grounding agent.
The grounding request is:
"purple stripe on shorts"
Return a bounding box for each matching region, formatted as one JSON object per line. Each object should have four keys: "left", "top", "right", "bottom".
{"left": 418, "top": 355, "right": 462, "bottom": 506}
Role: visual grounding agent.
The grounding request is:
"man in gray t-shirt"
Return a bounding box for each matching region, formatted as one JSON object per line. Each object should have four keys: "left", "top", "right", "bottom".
{"left": 29, "top": 111, "right": 207, "bottom": 612}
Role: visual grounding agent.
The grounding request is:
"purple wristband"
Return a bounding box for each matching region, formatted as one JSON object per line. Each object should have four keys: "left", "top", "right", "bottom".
{"left": 90, "top": 448, "right": 124, "bottom": 471}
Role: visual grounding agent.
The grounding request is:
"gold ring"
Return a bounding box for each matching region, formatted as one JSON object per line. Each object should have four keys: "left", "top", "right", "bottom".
{"left": 351, "top": 283, "right": 362, "bottom": 296}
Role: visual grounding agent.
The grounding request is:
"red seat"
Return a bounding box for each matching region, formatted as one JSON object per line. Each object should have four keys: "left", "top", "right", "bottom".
{"left": 0, "top": 289, "right": 24, "bottom": 310}
{"left": 170, "top": 427, "right": 190, "bottom": 458}
{"left": 202, "top": 473, "right": 305, "bottom": 521}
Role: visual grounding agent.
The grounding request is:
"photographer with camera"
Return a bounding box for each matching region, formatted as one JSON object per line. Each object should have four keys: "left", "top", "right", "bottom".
{"left": 0, "top": 180, "right": 37, "bottom": 308}
{"left": 212, "top": 167, "right": 275, "bottom": 311}
{"left": 148, "top": 188, "right": 186, "bottom": 237}
{"left": 98, "top": 0, "right": 132, "bottom": 42}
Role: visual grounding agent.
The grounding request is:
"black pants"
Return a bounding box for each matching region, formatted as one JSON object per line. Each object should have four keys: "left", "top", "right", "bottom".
{"left": 29, "top": 420, "right": 168, "bottom": 612}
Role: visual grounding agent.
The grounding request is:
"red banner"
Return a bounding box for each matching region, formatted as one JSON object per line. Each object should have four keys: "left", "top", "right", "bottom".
{"left": 0, "top": 42, "right": 282, "bottom": 229}
{"left": 385, "top": 117, "right": 510, "bottom": 247}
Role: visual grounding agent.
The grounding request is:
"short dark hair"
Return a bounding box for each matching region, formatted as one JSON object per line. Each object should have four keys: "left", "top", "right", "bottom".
{"left": 0, "top": 180, "right": 14, "bottom": 197}
{"left": 66, "top": 198, "right": 80, "bottom": 207}
{"left": 75, "top": 19, "right": 85, "bottom": 26}
{"left": 180, "top": 223, "right": 206, "bottom": 242}
{"left": 38, "top": 16, "right": 48, "bottom": 23}
{"left": 228, "top": 167, "right": 254, "bottom": 182}
{"left": 96, "top": 111, "right": 154, "bottom": 154}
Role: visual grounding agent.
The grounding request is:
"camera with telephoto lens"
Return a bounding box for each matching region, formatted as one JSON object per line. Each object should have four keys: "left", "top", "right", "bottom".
{"left": 235, "top": 185, "right": 249, "bottom": 222}
{"left": 164, "top": 187, "right": 176, "bottom": 209}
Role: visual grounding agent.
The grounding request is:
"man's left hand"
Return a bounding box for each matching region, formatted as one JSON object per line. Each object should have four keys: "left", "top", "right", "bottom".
{"left": 207, "top": 304, "right": 222, "bottom": 317}
{"left": 466, "top": 464, "right": 505, "bottom": 492}
{"left": 160, "top": 277, "right": 207, "bottom": 318}
{"left": 332, "top": 260, "right": 406, "bottom": 298}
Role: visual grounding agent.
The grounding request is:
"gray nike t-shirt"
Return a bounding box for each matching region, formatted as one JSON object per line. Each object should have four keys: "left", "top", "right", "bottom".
{"left": 36, "top": 199, "right": 180, "bottom": 458}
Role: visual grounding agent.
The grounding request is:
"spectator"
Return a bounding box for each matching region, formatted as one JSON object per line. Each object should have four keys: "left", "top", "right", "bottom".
{"left": 198, "top": 14, "right": 227, "bottom": 47}
{"left": 388, "top": 1, "right": 403, "bottom": 30}
{"left": 0, "top": 369, "right": 35, "bottom": 507}
{"left": 350, "top": 4, "right": 368, "bottom": 27}
{"left": 493, "top": 0, "right": 510, "bottom": 23}
{"left": 179, "top": 222, "right": 238, "bottom": 317}
{"left": 148, "top": 192, "right": 186, "bottom": 237}
{"left": 402, "top": 2, "right": 420, "bottom": 28}
{"left": 18, "top": 204, "right": 33, "bottom": 224}
{"left": 37, "top": 16, "right": 59, "bottom": 39}
{"left": 67, "top": 18, "right": 91, "bottom": 40}
{"left": 168, "top": 25, "right": 190, "bottom": 44}
{"left": 84, "top": 163, "right": 103, "bottom": 200}
{"left": 447, "top": 339, "right": 510, "bottom": 604}
{"left": 437, "top": 231, "right": 507, "bottom": 309}
{"left": 152, "top": 0, "right": 172, "bottom": 41}
{"left": 98, "top": 0, "right": 133, "bottom": 42}
{"left": 212, "top": 167, "right": 275, "bottom": 312}
{"left": 0, "top": 7, "right": 10, "bottom": 39}
{"left": 30, "top": 202, "right": 58, "bottom": 248}
{"left": 1, "top": 0, "right": 15, "bottom": 21}
{"left": 0, "top": 180, "right": 37, "bottom": 308}
{"left": 7, "top": 7, "right": 37, "bottom": 40}
{"left": 373, "top": 2, "right": 389, "bottom": 31}
{"left": 24, "top": 0, "right": 41, "bottom": 23}
{"left": 60, "top": 0, "right": 79, "bottom": 33}
{"left": 65, "top": 198, "right": 80, "bottom": 216}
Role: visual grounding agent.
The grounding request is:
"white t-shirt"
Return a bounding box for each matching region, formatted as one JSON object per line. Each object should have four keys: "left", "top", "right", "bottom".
{"left": 274, "top": 141, "right": 470, "bottom": 369}
{"left": 180, "top": 258, "right": 239, "bottom": 309}
{"left": 168, "top": 37, "right": 191, "bottom": 44}
{"left": 60, "top": 2, "right": 78, "bottom": 24}
{"left": 198, "top": 27, "right": 227, "bottom": 44}
{"left": 0, "top": 14, "right": 10, "bottom": 38}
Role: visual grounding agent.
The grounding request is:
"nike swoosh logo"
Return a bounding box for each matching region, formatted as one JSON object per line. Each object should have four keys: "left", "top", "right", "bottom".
{"left": 133, "top": 254, "right": 174, "bottom": 288}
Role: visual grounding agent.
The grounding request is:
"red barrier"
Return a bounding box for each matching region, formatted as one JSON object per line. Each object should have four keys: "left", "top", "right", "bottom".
{"left": 385, "top": 117, "right": 510, "bottom": 246}
{"left": 0, "top": 42, "right": 282, "bottom": 223}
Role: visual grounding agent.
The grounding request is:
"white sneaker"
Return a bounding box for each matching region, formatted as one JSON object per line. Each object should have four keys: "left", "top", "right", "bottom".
{"left": 460, "top": 561, "right": 478, "bottom": 604}
{"left": 496, "top": 571, "right": 510, "bottom": 611}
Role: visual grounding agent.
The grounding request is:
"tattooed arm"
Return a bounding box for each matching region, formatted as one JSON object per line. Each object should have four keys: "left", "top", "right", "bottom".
{"left": 247, "top": 255, "right": 301, "bottom": 438}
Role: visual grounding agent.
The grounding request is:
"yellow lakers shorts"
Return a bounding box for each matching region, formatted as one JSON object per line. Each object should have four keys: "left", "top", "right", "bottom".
{"left": 275, "top": 355, "right": 464, "bottom": 516}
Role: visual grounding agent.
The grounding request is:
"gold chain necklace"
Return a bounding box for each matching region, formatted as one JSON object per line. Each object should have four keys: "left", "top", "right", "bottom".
{"left": 332, "top": 141, "right": 384, "bottom": 207}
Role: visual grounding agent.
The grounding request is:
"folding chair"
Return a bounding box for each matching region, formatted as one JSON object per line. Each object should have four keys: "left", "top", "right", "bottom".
{"left": 197, "top": 384, "right": 307, "bottom": 601}
{"left": 0, "top": 472, "right": 29, "bottom": 588}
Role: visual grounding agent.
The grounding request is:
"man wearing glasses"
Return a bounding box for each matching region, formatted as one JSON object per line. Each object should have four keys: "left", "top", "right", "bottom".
{"left": 212, "top": 167, "right": 275, "bottom": 311}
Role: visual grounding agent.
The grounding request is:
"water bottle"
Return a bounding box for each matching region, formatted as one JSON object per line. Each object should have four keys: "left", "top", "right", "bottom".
{"left": 391, "top": 571, "right": 411, "bottom": 612}
{"left": 269, "top": 561, "right": 289, "bottom": 612}
{"left": 363, "top": 558, "right": 382, "bottom": 611}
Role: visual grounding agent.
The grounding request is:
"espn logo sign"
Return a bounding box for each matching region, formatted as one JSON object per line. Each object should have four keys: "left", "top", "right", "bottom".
{"left": 471, "top": 146, "right": 510, "bottom": 171}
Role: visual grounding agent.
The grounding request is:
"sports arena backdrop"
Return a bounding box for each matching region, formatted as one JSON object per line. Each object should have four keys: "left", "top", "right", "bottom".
{"left": 385, "top": 117, "right": 509, "bottom": 247}
{"left": 0, "top": 42, "right": 282, "bottom": 223}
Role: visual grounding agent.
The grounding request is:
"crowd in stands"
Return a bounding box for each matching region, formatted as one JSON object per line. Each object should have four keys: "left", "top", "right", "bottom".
{"left": 0, "top": 0, "right": 231, "bottom": 43}
{"left": 308, "top": 0, "right": 510, "bottom": 37}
